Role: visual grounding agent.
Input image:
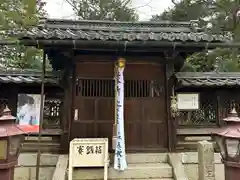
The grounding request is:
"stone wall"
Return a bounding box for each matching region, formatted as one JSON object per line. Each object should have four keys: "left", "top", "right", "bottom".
{"left": 15, "top": 153, "right": 60, "bottom": 180}
{"left": 181, "top": 152, "right": 224, "bottom": 180}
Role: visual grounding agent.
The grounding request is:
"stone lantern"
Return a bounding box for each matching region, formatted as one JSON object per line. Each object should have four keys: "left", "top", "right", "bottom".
{"left": 212, "top": 107, "right": 240, "bottom": 180}
{"left": 0, "top": 106, "right": 25, "bottom": 180}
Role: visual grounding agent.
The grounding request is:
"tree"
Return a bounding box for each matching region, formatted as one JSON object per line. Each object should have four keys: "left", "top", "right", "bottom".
{"left": 151, "top": 0, "right": 240, "bottom": 72}
{"left": 182, "top": 48, "right": 240, "bottom": 72}
{"left": 153, "top": 0, "right": 240, "bottom": 34}
{"left": 152, "top": 0, "right": 208, "bottom": 22}
{"left": 0, "top": 0, "right": 51, "bottom": 70}
{"left": 65, "top": 0, "right": 138, "bottom": 21}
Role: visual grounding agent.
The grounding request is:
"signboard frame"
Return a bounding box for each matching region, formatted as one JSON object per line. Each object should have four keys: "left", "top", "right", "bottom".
{"left": 177, "top": 93, "right": 200, "bottom": 111}
{"left": 68, "top": 138, "right": 109, "bottom": 180}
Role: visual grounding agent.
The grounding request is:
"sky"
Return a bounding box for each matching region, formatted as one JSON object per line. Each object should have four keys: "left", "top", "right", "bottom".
{"left": 44, "top": 0, "right": 173, "bottom": 21}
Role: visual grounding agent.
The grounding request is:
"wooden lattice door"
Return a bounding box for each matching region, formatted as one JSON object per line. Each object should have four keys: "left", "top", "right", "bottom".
{"left": 71, "top": 62, "right": 115, "bottom": 149}
{"left": 71, "top": 60, "right": 168, "bottom": 151}
{"left": 123, "top": 63, "right": 167, "bottom": 151}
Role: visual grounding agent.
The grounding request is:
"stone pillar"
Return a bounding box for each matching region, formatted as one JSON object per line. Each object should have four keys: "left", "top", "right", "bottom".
{"left": 198, "top": 140, "right": 215, "bottom": 180}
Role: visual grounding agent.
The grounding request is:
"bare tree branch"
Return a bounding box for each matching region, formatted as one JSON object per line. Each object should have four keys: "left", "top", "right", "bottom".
{"left": 171, "top": 0, "right": 178, "bottom": 5}
{"left": 64, "top": 0, "right": 79, "bottom": 12}
{"left": 121, "top": 0, "right": 131, "bottom": 7}
{"left": 133, "top": 0, "right": 153, "bottom": 9}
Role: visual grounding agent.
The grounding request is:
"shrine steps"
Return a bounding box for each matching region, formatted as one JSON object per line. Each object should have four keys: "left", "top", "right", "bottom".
{"left": 72, "top": 163, "right": 172, "bottom": 180}
{"left": 109, "top": 153, "right": 168, "bottom": 164}
{"left": 71, "top": 153, "right": 174, "bottom": 180}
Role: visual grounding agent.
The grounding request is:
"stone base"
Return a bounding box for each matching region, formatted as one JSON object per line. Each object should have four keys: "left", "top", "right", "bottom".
{"left": 72, "top": 163, "right": 172, "bottom": 180}
{"left": 14, "top": 153, "right": 58, "bottom": 180}
{"left": 15, "top": 167, "right": 55, "bottom": 180}
{"left": 14, "top": 152, "right": 226, "bottom": 180}
{"left": 70, "top": 153, "right": 172, "bottom": 180}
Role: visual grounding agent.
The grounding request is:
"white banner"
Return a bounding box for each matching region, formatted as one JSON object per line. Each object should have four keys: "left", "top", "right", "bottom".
{"left": 114, "top": 63, "right": 127, "bottom": 171}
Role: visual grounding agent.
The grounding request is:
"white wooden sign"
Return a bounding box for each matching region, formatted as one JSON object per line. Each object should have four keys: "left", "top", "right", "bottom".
{"left": 68, "top": 138, "right": 109, "bottom": 180}
{"left": 177, "top": 93, "right": 199, "bottom": 110}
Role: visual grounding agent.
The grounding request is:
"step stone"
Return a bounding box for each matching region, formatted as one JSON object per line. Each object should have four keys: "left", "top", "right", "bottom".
{"left": 70, "top": 178, "right": 173, "bottom": 180}
{"left": 109, "top": 153, "right": 168, "bottom": 164}
{"left": 72, "top": 163, "right": 172, "bottom": 180}
{"left": 72, "top": 179, "right": 173, "bottom": 180}
{"left": 125, "top": 179, "right": 173, "bottom": 180}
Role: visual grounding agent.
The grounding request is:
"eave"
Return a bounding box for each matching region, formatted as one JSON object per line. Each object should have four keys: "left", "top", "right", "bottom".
{"left": 0, "top": 69, "right": 62, "bottom": 86}
{"left": 16, "top": 18, "right": 235, "bottom": 53}
{"left": 176, "top": 72, "right": 240, "bottom": 88}
{"left": 20, "top": 38, "right": 240, "bottom": 53}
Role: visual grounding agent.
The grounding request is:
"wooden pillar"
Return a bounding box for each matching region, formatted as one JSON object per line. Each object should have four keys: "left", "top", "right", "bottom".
{"left": 7, "top": 84, "right": 18, "bottom": 116}
{"left": 60, "top": 62, "right": 75, "bottom": 154}
{"left": 216, "top": 91, "right": 222, "bottom": 126}
{"left": 164, "top": 52, "right": 178, "bottom": 152}
{"left": 46, "top": 49, "right": 75, "bottom": 154}
{"left": 36, "top": 50, "right": 46, "bottom": 180}
{"left": 165, "top": 63, "right": 176, "bottom": 152}
{"left": 68, "top": 62, "right": 75, "bottom": 148}
{"left": 60, "top": 69, "right": 70, "bottom": 153}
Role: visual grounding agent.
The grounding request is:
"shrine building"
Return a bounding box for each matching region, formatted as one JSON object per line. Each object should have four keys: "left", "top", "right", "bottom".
{"left": 18, "top": 19, "right": 233, "bottom": 153}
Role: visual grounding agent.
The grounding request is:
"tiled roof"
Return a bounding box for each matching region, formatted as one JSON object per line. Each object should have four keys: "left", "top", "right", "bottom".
{"left": 176, "top": 72, "right": 240, "bottom": 87}
{"left": 0, "top": 70, "right": 61, "bottom": 84}
{"left": 19, "top": 19, "right": 232, "bottom": 43}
